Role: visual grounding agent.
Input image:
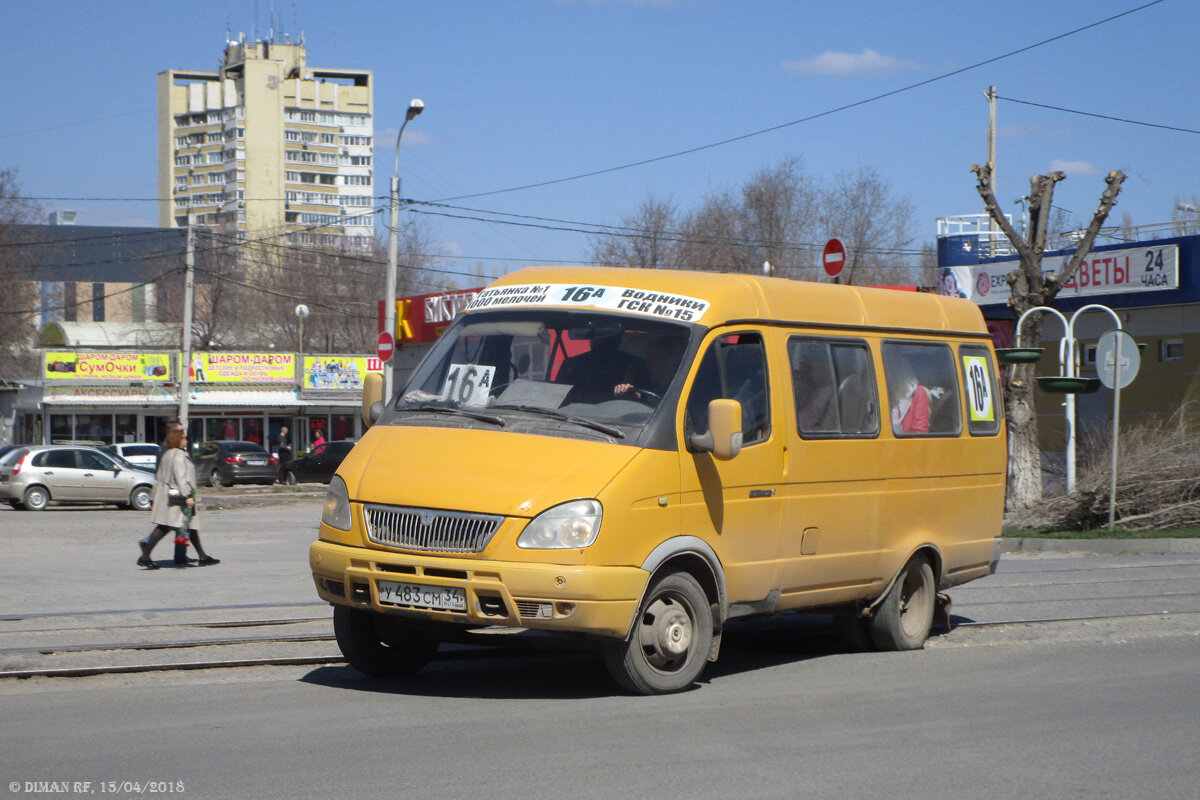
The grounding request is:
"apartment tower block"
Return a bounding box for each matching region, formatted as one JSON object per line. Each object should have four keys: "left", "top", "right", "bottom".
{"left": 157, "top": 37, "right": 374, "bottom": 249}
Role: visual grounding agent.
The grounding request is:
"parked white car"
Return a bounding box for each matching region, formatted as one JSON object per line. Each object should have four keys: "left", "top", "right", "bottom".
{"left": 102, "top": 442, "right": 162, "bottom": 469}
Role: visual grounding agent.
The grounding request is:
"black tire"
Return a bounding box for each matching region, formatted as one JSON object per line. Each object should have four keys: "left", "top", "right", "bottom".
{"left": 283, "top": 470, "right": 297, "bottom": 486}
{"left": 22, "top": 485, "right": 49, "bottom": 511}
{"left": 209, "top": 468, "right": 228, "bottom": 488}
{"left": 603, "top": 571, "right": 713, "bottom": 695}
{"left": 870, "top": 557, "right": 936, "bottom": 651}
{"left": 130, "top": 485, "right": 153, "bottom": 512}
{"left": 333, "top": 606, "right": 439, "bottom": 678}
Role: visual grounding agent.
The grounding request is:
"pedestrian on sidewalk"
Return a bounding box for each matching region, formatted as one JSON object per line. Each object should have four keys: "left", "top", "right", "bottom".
{"left": 138, "top": 423, "right": 219, "bottom": 569}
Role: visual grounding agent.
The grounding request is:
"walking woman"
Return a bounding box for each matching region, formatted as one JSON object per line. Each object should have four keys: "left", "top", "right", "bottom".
{"left": 138, "top": 425, "right": 219, "bottom": 568}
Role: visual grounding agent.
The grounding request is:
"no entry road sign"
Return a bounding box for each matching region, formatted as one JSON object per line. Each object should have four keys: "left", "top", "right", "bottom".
{"left": 823, "top": 238, "right": 845, "bottom": 277}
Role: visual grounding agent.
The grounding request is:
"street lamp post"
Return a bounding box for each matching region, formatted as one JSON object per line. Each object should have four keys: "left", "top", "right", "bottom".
{"left": 383, "top": 98, "right": 425, "bottom": 400}
{"left": 295, "top": 303, "right": 309, "bottom": 387}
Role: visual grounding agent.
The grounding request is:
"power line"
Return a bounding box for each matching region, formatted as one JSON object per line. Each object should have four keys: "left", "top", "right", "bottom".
{"left": 413, "top": 200, "right": 926, "bottom": 256}
{"left": 432, "top": 0, "right": 1167, "bottom": 202}
{"left": 998, "top": 95, "right": 1200, "bottom": 136}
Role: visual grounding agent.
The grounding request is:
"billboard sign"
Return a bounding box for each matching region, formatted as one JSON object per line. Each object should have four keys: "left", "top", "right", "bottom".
{"left": 185, "top": 352, "right": 296, "bottom": 384}
{"left": 302, "top": 356, "right": 383, "bottom": 391}
{"left": 44, "top": 352, "right": 171, "bottom": 382}
{"left": 378, "top": 287, "right": 484, "bottom": 344}
{"left": 939, "top": 244, "right": 1179, "bottom": 305}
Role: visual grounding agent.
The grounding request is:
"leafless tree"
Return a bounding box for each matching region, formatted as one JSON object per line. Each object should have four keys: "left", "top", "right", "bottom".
{"left": 590, "top": 158, "right": 918, "bottom": 284}
{"left": 818, "top": 166, "right": 919, "bottom": 286}
{"left": 973, "top": 164, "right": 1125, "bottom": 509}
{"left": 0, "top": 169, "right": 44, "bottom": 380}
{"left": 183, "top": 218, "right": 444, "bottom": 354}
{"left": 588, "top": 196, "right": 683, "bottom": 270}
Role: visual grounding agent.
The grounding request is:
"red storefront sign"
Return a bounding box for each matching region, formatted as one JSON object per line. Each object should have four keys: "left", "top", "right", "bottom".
{"left": 378, "top": 287, "right": 484, "bottom": 344}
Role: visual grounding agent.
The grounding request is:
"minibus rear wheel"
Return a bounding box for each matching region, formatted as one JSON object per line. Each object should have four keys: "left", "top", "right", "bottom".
{"left": 603, "top": 571, "right": 713, "bottom": 695}
{"left": 870, "top": 556, "right": 935, "bottom": 651}
{"left": 333, "top": 606, "right": 439, "bottom": 678}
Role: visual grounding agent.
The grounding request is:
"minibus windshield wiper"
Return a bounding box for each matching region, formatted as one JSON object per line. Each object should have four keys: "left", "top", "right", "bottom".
{"left": 403, "top": 403, "right": 506, "bottom": 427}
{"left": 489, "top": 403, "right": 625, "bottom": 439}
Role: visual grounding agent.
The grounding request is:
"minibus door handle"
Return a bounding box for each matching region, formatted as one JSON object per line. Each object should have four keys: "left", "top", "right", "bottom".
{"left": 749, "top": 488, "right": 774, "bottom": 499}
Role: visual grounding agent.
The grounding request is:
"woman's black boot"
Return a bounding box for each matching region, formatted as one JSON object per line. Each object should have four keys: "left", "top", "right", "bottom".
{"left": 191, "top": 531, "right": 220, "bottom": 566}
{"left": 138, "top": 527, "right": 168, "bottom": 569}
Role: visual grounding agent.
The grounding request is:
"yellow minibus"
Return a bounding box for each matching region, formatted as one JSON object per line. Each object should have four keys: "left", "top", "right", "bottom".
{"left": 310, "top": 267, "right": 1006, "bottom": 694}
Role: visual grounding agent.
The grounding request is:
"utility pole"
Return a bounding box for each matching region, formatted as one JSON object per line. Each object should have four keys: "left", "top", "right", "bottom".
{"left": 383, "top": 99, "right": 425, "bottom": 401}
{"left": 985, "top": 85, "right": 997, "bottom": 252}
{"left": 179, "top": 213, "right": 196, "bottom": 428}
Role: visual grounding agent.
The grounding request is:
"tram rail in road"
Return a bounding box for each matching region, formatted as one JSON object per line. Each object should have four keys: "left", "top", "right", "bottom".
{"left": 4, "top": 552, "right": 1199, "bottom": 681}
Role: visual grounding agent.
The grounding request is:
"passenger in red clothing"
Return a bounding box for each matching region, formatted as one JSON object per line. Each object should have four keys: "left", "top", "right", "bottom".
{"left": 890, "top": 366, "right": 931, "bottom": 434}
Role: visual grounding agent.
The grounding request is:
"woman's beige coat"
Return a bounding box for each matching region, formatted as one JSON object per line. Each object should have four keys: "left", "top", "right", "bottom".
{"left": 150, "top": 447, "right": 198, "bottom": 529}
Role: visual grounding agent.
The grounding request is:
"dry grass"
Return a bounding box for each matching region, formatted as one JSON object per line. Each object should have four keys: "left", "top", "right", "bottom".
{"left": 1017, "top": 409, "right": 1200, "bottom": 531}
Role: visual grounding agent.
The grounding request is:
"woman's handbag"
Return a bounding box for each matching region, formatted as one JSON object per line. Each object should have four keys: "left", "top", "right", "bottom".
{"left": 167, "top": 487, "right": 188, "bottom": 507}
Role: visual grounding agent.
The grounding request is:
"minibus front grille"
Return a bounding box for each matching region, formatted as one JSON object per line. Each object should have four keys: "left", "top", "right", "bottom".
{"left": 364, "top": 504, "right": 503, "bottom": 553}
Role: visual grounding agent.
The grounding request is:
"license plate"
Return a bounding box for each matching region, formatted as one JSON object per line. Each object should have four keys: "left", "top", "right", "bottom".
{"left": 378, "top": 581, "right": 466, "bottom": 612}
{"left": 246, "top": 459, "right": 266, "bottom": 466}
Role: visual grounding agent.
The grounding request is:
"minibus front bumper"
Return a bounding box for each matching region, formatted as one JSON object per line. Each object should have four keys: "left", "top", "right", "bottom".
{"left": 309, "top": 539, "right": 649, "bottom": 639}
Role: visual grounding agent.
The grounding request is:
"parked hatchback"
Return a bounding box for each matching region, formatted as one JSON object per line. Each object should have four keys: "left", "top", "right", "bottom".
{"left": 0, "top": 445, "right": 156, "bottom": 511}
{"left": 102, "top": 442, "right": 162, "bottom": 470}
{"left": 194, "top": 440, "right": 278, "bottom": 487}
{"left": 281, "top": 440, "right": 355, "bottom": 485}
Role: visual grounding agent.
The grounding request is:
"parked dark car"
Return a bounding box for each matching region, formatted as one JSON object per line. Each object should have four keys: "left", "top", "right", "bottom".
{"left": 193, "top": 440, "right": 278, "bottom": 487}
{"left": 281, "top": 440, "right": 355, "bottom": 485}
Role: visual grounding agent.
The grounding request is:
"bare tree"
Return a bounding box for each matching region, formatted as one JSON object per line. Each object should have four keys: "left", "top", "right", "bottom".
{"left": 973, "top": 164, "right": 1125, "bottom": 509}
{"left": 735, "top": 158, "right": 818, "bottom": 278}
{"left": 817, "top": 165, "right": 919, "bottom": 286}
{"left": 588, "top": 196, "right": 683, "bottom": 270}
{"left": 0, "top": 169, "right": 44, "bottom": 380}
{"left": 181, "top": 219, "right": 444, "bottom": 354}
{"left": 591, "top": 158, "right": 917, "bottom": 284}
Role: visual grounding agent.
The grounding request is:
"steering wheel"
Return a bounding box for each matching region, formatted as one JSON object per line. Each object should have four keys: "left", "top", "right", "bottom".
{"left": 620, "top": 386, "right": 661, "bottom": 405}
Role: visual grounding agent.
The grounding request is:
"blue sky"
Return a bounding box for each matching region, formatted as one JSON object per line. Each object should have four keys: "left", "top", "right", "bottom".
{"left": 3, "top": 0, "right": 1197, "bottom": 288}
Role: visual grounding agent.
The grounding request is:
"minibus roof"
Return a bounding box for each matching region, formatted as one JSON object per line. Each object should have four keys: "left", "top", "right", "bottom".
{"left": 483, "top": 267, "right": 989, "bottom": 337}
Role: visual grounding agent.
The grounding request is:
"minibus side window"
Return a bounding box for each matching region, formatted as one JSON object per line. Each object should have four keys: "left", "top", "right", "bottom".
{"left": 882, "top": 341, "right": 962, "bottom": 437}
{"left": 686, "top": 333, "right": 770, "bottom": 446}
{"left": 959, "top": 344, "right": 1002, "bottom": 436}
{"left": 788, "top": 337, "right": 879, "bottom": 438}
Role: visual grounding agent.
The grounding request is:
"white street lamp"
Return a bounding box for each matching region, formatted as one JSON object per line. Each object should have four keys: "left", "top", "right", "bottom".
{"left": 295, "top": 303, "right": 310, "bottom": 363}
{"left": 383, "top": 98, "right": 425, "bottom": 400}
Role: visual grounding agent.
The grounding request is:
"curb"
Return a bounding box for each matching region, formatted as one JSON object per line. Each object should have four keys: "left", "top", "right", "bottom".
{"left": 1000, "top": 537, "right": 1200, "bottom": 556}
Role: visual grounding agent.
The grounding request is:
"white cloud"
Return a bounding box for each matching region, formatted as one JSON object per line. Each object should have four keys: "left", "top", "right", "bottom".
{"left": 781, "top": 49, "right": 919, "bottom": 77}
{"left": 1048, "top": 159, "right": 1100, "bottom": 176}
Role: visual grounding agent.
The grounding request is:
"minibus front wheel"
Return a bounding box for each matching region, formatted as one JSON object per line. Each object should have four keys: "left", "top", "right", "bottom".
{"left": 603, "top": 571, "right": 713, "bottom": 695}
{"left": 870, "top": 556, "right": 936, "bottom": 651}
{"left": 333, "top": 606, "right": 440, "bottom": 678}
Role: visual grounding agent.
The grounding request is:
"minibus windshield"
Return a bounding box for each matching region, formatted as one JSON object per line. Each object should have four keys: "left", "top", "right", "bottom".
{"left": 395, "top": 310, "right": 693, "bottom": 437}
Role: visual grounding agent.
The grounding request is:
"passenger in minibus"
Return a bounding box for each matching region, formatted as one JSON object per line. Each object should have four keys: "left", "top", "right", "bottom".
{"left": 890, "top": 361, "right": 931, "bottom": 434}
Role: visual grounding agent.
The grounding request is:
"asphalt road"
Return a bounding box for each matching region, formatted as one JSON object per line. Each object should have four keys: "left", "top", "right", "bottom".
{"left": 1, "top": 503, "right": 1199, "bottom": 799}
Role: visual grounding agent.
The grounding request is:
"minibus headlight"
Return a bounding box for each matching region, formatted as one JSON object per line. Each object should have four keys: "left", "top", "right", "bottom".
{"left": 322, "top": 476, "right": 352, "bottom": 531}
{"left": 517, "top": 499, "right": 603, "bottom": 549}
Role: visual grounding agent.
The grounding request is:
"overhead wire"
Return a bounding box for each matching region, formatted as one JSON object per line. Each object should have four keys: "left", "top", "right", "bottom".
{"left": 430, "top": 0, "right": 1169, "bottom": 202}
{"left": 997, "top": 95, "right": 1200, "bottom": 136}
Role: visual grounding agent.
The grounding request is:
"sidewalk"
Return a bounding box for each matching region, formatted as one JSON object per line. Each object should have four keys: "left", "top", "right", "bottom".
{"left": 1000, "top": 536, "right": 1200, "bottom": 555}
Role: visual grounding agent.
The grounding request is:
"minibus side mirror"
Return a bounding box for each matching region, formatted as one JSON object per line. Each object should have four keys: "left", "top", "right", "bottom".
{"left": 689, "top": 398, "right": 743, "bottom": 460}
{"left": 362, "top": 372, "right": 384, "bottom": 428}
